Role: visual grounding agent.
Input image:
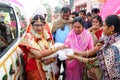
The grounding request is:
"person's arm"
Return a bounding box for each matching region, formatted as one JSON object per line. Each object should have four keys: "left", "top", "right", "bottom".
{"left": 87, "top": 26, "right": 98, "bottom": 32}
{"left": 74, "top": 43, "right": 102, "bottom": 57}
{"left": 74, "top": 46, "right": 99, "bottom": 57}
{"left": 67, "top": 54, "right": 97, "bottom": 63}
{"left": 87, "top": 26, "right": 93, "bottom": 32}
{"left": 69, "top": 55, "right": 88, "bottom": 63}
{"left": 30, "top": 45, "right": 68, "bottom": 58}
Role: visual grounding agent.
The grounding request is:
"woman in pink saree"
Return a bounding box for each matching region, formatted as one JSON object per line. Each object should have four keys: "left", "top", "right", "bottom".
{"left": 64, "top": 17, "right": 94, "bottom": 80}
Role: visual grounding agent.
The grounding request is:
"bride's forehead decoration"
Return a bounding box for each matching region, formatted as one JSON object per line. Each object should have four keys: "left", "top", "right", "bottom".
{"left": 31, "top": 14, "right": 42, "bottom": 22}
{"left": 37, "top": 15, "right": 41, "bottom": 22}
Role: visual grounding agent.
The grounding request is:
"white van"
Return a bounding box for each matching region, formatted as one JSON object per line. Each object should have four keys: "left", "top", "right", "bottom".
{"left": 0, "top": 0, "right": 27, "bottom": 80}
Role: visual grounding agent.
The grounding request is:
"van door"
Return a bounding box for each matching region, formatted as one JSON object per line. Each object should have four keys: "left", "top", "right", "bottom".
{"left": 0, "top": 2, "right": 25, "bottom": 80}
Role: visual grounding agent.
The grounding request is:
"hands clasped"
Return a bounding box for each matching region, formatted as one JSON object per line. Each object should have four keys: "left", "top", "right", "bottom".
{"left": 52, "top": 43, "right": 74, "bottom": 61}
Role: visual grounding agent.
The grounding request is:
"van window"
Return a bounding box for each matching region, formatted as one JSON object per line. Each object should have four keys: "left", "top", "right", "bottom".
{"left": 0, "top": 4, "right": 17, "bottom": 54}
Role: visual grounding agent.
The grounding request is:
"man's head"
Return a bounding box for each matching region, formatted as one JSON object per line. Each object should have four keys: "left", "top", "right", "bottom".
{"left": 71, "top": 11, "right": 79, "bottom": 19}
{"left": 60, "top": 6, "right": 71, "bottom": 20}
{"left": 91, "top": 8, "right": 100, "bottom": 17}
{"left": 86, "top": 12, "right": 92, "bottom": 21}
{"left": 78, "top": 10, "right": 86, "bottom": 19}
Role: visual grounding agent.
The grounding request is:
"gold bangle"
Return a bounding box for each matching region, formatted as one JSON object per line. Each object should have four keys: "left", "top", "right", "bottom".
{"left": 86, "top": 51, "right": 89, "bottom": 58}
{"left": 88, "top": 58, "right": 92, "bottom": 62}
{"left": 51, "top": 47, "right": 57, "bottom": 53}
{"left": 96, "top": 43, "right": 102, "bottom": 47}
{"left": 51, "top": 47, "right": 55, "bottom": 53}
{"left": 88, "top": 57, "right": 97, "bottom": 62}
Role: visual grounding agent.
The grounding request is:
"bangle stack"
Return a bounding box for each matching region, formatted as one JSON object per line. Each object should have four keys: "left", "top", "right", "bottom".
{"left": 88, "top": 57, "right": 97, "bottom": 62}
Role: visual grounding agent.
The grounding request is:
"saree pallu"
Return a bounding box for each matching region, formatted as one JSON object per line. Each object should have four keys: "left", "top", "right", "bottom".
{"left": 19, "top": 24, "right": 58, "bottom": 80}
{"left": 19, "top": 32, "right": 47, "bottom": 80}
{"left": 19, "top": 49, "right": 46, "bottom": 80}
{"left": 26, "top": 61, "right": 46, "bottom": 80}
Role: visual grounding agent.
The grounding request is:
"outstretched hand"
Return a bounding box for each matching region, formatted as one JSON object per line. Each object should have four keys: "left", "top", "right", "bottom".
{"left": 66, "top": 54, "right": 89, "bottom": 63}
{"left": 66, "top": 50, "right": 83, "bottom": 60}
{"left": 66, "top": 54, "right": 79, "bottom": 60}
{"left": 56, "top": 45, "right": 68, "bottom": 51}
{"left": 73, "top": 50, "right": 84, "bottom": 57}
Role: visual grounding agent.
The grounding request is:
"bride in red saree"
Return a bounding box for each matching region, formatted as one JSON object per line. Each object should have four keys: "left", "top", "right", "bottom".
{"left": 19, "top": 14, "right": 66, "bottom": 80}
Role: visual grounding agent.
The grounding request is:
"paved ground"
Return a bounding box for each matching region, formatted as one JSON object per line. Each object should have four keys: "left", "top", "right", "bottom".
{"left": 59, "top": 63, "right": 64, "bottom": 80}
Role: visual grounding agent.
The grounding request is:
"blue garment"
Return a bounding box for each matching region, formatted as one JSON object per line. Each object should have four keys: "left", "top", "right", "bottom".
{"left": 53, "top": 24, "right": 70, "bottom": 43}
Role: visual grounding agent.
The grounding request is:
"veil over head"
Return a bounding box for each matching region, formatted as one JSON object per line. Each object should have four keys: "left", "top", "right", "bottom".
{"left": 26, "top": 10, "right": 46, "bottom": 33}
{"left": 25, "top": 9, "right": 53, "bottom": 42}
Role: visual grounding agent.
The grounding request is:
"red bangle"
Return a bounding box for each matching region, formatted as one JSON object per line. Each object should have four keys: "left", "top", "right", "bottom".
{"left": 27, "top": 47, "right": 30, "bottom": 51}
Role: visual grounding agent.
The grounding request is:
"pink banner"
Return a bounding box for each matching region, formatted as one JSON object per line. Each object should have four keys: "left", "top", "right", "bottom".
{"left": 100, "top": 0, "right": 120, "bottom": 20}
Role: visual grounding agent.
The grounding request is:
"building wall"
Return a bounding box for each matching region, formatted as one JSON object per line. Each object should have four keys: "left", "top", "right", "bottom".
{"left": 73, "top": 0, "right": 91, "bottom": 12}
{"left": 73, "top": 0, "right": 106, "bottom": 13}
{"left": 91, "top": 0, "right": 106, "bottom": 9}
{"left": 90, "top": 0, "right": 106, "bottom": 2}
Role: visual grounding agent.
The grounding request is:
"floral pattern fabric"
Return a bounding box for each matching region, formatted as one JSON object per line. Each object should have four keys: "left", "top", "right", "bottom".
{"left": 97, "top": 33, "right": 120, "bottom": 80}
{"left": 19, "top": 26, "right": 53, "bottom": 80}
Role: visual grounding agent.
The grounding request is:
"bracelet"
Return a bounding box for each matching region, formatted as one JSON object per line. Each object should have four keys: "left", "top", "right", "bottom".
{"left": 80, "top": 57, "right": 83, "bottom": 62}
{"left": 86, "top": 51, "right": 89, "bottom": 58}
{"left": 88, "top": 57, "right": 97, "bottom": 62}
{"left": 88, "top": 58, "right": 92, "bottom": 63}
{"left": 51, "top": 47, "right": 55, "bottom": 53}
{"left": 88, "top": 58, "right": 93, "bottom": 62}
{"left": 96, "top": 43, "right": 102, "bottom": 47}
{"left": 51, "top": 47, "right": 57, "bottom": 53}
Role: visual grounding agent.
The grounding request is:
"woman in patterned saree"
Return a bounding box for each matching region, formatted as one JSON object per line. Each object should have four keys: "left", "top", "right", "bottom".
{"left": 64, "top": 17, "right": 94, "bottom": 80}
{"left": 67, "top": 15, "right": 120, "bottom": 80}
{"left": 19, "top": 14, "right": 67, "bottom": 80}
{"left": 85, "top": 15, "right": 103, "bottom": 80}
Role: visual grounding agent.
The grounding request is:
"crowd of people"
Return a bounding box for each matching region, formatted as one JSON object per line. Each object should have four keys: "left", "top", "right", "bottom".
{"left": 19, "top": 6, "right": 120, "bottom": 80}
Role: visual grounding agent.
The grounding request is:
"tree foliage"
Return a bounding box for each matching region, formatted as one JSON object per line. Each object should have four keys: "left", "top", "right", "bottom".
{"left": 43, "top": 3, "right": 52, "bottom": 22}
{"left": 54, "top": 6, "right": 60, "bottom": 14}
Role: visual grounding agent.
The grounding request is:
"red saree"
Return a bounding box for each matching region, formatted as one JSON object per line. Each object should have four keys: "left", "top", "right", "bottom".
{"left": 19, "top": 24, "right": 53, "bottom": 80}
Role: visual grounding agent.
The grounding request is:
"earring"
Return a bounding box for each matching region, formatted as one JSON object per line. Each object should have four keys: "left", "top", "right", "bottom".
{"left": 110, "top": 31, "right": 113, "bottom": 35}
